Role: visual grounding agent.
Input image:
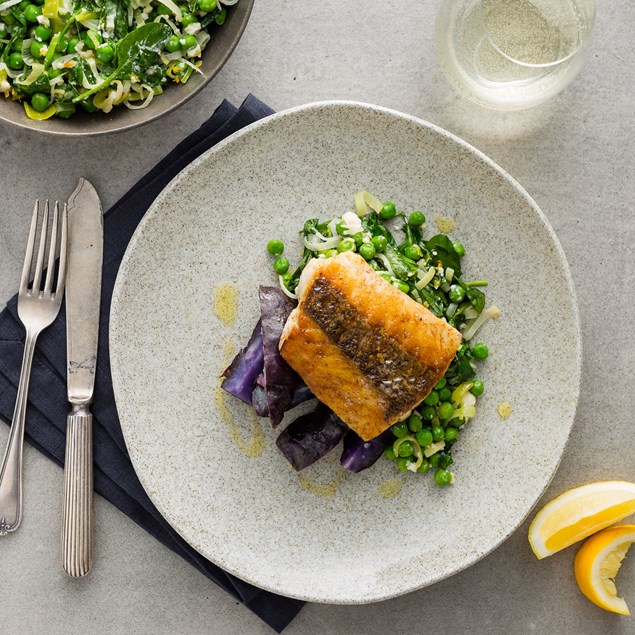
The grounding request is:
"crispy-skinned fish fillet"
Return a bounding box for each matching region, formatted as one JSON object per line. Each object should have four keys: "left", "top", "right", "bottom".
{"left": 279, "top": 252, "right": 463, "bottom": 441}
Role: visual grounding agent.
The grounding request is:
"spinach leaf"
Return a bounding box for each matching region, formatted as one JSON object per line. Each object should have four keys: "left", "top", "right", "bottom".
{"left": 445, "top": 343, "right": 476, "bottom": 385}
{"left": 102, "top": 0, "right": 130, "bottom": 39}
{"left": 287, "top": 251, "right": 313, "bottom": 293}
{"left": 401, "top": 219, "right": 424, "bottom": 246}
{"left": 2, "top": 26, "right": 25, "bottom": 63}
{"left": 13, "top": 72, "right": 50, "bottom": 96}
{"left": 301, "top": 218, "right": 320, "bottom": 236}
{"left": 426, "top": 234, "right": 462, "bottom": 276}
{"left": 362, "top": 212, "right": 396, "bottom": 247}
{"left": 465, "top": 286, "right": 485, "bottom": 313}
{"left": 384, "top": 243, "right": 416, "bottom": 281}
{"left": 73, "top": 23, "right": 170, "bottom": 102}
{"left": 418, "top": 287, "right": 446, "bottom": 318}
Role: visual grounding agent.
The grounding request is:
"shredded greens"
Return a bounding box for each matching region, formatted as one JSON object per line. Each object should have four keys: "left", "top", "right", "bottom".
{"left": 0, "top": 0, "right": 235, "bottom": 119}
{"left": 270, "top": 192, "right": 500, "bottom": 485}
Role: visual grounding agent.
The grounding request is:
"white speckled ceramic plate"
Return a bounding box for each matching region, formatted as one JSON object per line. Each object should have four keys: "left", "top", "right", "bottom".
{"left": 110, "top": 102, "right": 581, "bottom": 604}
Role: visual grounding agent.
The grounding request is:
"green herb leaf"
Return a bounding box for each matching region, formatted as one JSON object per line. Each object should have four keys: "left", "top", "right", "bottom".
{"left": 384, "top": 244, "right": 416, "bottom": 281}
{"left": 426, "top": 234, "right": 462, "bottom": 277}
{"left": 73, "top": 22, "right": 170, "bottom": 102}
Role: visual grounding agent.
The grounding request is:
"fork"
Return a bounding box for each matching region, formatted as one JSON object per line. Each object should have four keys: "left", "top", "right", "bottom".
{"left": 0, "top": 201, "right": 67, "bottom": 535}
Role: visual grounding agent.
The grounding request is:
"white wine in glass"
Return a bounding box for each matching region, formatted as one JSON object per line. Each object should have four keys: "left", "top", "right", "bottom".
{"left": 435, "top": 0, "right": 595, "bottom": 110}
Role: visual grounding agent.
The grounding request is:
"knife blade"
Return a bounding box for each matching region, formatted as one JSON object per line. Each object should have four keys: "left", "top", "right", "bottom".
{"left": 61, "top": 177, "right": 103, "bottom": 577}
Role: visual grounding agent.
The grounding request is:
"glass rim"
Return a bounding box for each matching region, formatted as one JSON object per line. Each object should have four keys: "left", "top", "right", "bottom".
{"left": 478, "top": 0, "right": 596, "bottom": 69}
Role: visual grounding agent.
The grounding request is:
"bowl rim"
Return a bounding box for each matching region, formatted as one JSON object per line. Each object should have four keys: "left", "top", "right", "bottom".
{"left": 0, "top": 0, "right": 254, "bottom": 137}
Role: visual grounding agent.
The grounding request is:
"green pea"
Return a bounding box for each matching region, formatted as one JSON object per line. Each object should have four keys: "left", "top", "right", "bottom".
{"left": 380, "top": 201, "right": 396, "bottom": 220}
{"left": 19, "top": 0, "right": 29, "bottom": 9}
{"left": 392, "top": 280, "right": 409, "bottom": 294}
{"left": 266, "top": 239, "right": 284, "bottom": 255}
{"left": 30, "top": 91, "right": 49, "bottom": 112}
{"left": 352, "top": 232, "right": 364, "bottom": 247}
{"left": 438, "top": 401, "right": 454, "bottom": 420}
{"left": 358, "top": 242, "right": 376, "bottom": 260}
{"left": 335, "top": 220, "right": 347, "bottom": 235}
{"left": 81, "top": 98, "right": 99, "bottom": 112}
{"left": 415, "top": 428, "right": 433, "bottom": 447}
{"left": 471, "top": 342, "right": 489, "bottom": 360}
{"left": 180, "top": 33, "right": 198, "bottom": 50}
{"left": 96, "top": 43, "right": 114, "bottom": 63}
{"left": 452, "top": 241, "right": 465, "bottom": 257}
{"left": 7, "top": 52, "right": 24, "bottom": 70}
{"left": 273, "top": 258, "right": 289, "bottom": 275}
{"left": 337, "top": 238, "right": 356, "bottom": 252}
{"left": 431, "top": 425, "right": 445, "bottom": 442}
{"left": 280, "top": 272, "right": 292, "bottom": 286}
{"left": 214, "top": 7, "right": 226, "bottom": 24}
{"left": 448, "top": 284, "right": 465, "bottom": 303}
{"left": 429, "top": 453, "right": 441, "bottom": 468}
{"left": 30, "top": 40, "right": 45, "bottom": 58}
{"left": 434, "top": 469, "right": 452, "bottom": 486}
{"left": 165, "top": 34, "right": 181, "bottom": 52}
{"left": 324, "top": 248, "right": 338, "bottom": 258}
{"left": 181, "top": 13, "right": 197, "bottom": 26}
{"left": 403, "top": 244, "right": 423, "bottom": 260}
{"left": 391, "top": 422, "right": 409, "bottom": 438}
{"left": 3, "top": 12, "right": 17, "bottom": 26}
{"left": 423, "top": 390, "right": 439, "bottom": 406}
{"left": 407, "top": 414, "right": 423, "bottom": 433}
{"left": 397, "top": 441, "right": 414, "bottom": 458}
{"left": 47, "top": 66, "right": 61, "bottom": 79}
{"left": 435, "top": 377, "right": 447, "bottom": 389}
{"left": 23, "top": 4, "right": 41, "bottom": 22}
{"left": 416, "top": 459, "right": 431, "bottom": 474}
{"left": 470, "top": 380, "right": 484, "bottom": 396}
{"left": 67, "top": 37, "right": 80, "bottom": 53}
{"left": 12, "top": 38, "right": 24, "bottom": 51}
{"left": 199, "top": 0, "right": 216, "bottom": 10}
{"left": 445, "top": 427, "right": 458, "bottom": 443}
{"left": 384, "top": 446, "right": 396, "bottom": 461}
{"left": 449, "top": 417, "right": 465, "bottom": 428}
{"left": 34, "top": 24, "right": 51, "bottom": 40}
{"left": 371, "top": 235, "right": 387, "bottom": 252}
{"left": 56, "top": 37, "right": 68, "bottom": 53}
{"left": 421, "top": 405, "right": 436, "bottom": 421}
{"left": 396, "top": 457, "right": 412, "bottom": 472}
{"left": 408, "top": 211, "right": 425, "bottom": 226}
{"left": 438, "top": 387, "right": 452, "bottom": 402}
{"left": 83, "top": 29, "right": 102, "bottom": 50}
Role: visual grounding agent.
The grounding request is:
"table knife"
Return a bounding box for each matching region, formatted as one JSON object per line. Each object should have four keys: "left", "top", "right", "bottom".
{"left": 61, "top": 178, "right": 103, "bottom": 577}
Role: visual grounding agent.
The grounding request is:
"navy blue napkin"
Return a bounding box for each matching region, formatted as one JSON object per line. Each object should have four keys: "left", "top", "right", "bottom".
{"left": 0, "top": 95, "right": 304, "bottom": 633}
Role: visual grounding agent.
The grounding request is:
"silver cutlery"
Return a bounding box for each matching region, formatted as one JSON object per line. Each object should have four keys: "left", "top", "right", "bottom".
{"left": 0, "top": 201, "right": 68, "bottom": 535}
{"left": 61, "top": 178, "right": 103, "bottom": 577}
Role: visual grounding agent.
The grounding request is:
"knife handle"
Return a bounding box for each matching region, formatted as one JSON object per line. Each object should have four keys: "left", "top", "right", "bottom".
{"left": 61, "top": 405, "right": 93, "bottom": 577}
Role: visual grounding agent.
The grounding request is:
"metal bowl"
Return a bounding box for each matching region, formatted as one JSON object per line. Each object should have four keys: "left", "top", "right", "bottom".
{"left": 0, "top": 0, "right": 254, "bottom": 136}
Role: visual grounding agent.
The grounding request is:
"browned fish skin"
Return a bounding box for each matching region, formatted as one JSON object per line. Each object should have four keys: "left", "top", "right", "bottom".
{"left": 279, "top": 252, "right": 463, "bottom": 441}
{"left": 304, "top": 276, "right": 439, "bottom": 419}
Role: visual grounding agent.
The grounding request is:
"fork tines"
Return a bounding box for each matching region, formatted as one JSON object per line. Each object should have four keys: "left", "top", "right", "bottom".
{"left": 21, "top": 200, "right": 68, "bottom": 299}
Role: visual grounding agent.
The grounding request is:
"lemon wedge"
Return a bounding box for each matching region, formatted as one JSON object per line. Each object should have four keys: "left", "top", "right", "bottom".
{"left": 528, "top": 481, "right": 635, "bottom": 559}
{"left": 574, "top": 524, "right": 635, "bottom": 615}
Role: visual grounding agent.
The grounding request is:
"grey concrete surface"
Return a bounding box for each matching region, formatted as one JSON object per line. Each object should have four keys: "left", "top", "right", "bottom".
{"left": 0, "top": 1, "right": 634, "bottom": 633}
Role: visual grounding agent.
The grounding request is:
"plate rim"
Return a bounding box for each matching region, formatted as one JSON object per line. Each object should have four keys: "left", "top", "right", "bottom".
{"left": 109, "top": 100, "right": 582, "bottom": 604}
